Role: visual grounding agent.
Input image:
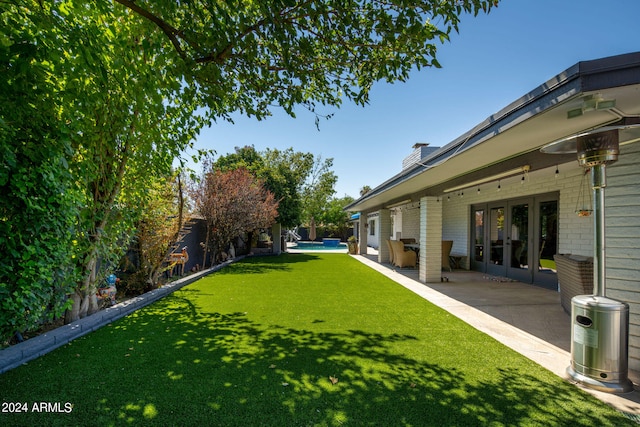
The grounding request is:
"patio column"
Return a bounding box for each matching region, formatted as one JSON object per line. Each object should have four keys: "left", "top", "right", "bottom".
{"left": 419, "top": 196, "right": 442, "bottom": 283}
{"left": 271, "top": 223, "right": 282, "bottom": 255}
{"left": 358, "top": 214, "right": 368, "bottom": 255}
{"left": 378, "top": 208, "right": 392, "bottom": 264}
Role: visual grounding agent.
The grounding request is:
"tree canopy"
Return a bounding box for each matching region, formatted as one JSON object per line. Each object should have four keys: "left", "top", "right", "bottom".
{"left": 213, "top": 146, "right": 339, "bottom": 229}
{"left": 214, "top": 146, "right": 315, "bottom": 228}
{"left": 319, "top": 195, "right": 356, "bottom": 240}
{"left": 301, "top": 155, "right": 337, "bottom": 226}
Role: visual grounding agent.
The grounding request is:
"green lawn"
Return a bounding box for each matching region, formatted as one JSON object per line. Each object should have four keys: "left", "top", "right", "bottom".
{"left": 0, "top": 254, "right": 634, "bottom": 426}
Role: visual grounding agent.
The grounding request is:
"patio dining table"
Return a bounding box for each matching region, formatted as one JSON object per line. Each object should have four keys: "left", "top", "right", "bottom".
{"left": 404, "top": 243, "right": 420, "bottom": 261}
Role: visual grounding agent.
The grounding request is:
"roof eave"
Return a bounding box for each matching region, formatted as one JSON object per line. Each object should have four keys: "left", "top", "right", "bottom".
{"left": 345, "top": 52, "right": 640, "bottom": 213}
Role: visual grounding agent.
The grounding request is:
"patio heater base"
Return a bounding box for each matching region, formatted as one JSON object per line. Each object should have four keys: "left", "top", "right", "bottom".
{"left": 567, "top": 366, "right": 633, "bottom": 394}
{"left": 567, "top": 295, "right": 633, "bottom": 394}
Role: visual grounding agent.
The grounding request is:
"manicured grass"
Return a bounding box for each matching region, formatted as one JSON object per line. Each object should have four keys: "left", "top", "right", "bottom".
{"left": 540, "top": 259, "right": 557, "bottom": 270}
{"left": 0, "top": 254, "right": 634, "bottom": 426}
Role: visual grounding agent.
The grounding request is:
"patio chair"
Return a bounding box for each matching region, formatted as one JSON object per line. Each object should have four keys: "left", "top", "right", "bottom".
{"left": 391, "top": 240, "right": 417, "bottom": 268}
{"left": 442, "top": 240, "right": 453, "bottom": 271}
{"left": 386, "top": 239, "right": 395, "bottom": 265}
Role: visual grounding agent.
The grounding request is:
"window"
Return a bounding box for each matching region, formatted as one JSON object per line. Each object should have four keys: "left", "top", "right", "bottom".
{"left": 369, "top": 219, "right": 376, "bottom": 236}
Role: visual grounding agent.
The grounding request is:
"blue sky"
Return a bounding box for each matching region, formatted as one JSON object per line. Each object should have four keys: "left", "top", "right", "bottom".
{"left": 189, "top": 0, "right": 640, "bottom": 198}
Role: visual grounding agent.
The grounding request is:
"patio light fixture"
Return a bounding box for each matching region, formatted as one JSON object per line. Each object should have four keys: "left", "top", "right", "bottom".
{"left": 566, "top": 94, "right": 617, "bottom": 119}
{"left": 443, "top": 165, "right": 530, "bottom": 194}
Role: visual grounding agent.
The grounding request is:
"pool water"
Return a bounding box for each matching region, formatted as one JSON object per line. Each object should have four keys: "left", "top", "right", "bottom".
{"left": 289, "top": 241, "right": 348, "bottom": 251}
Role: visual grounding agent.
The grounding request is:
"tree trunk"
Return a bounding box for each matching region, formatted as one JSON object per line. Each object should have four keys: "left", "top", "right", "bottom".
{"left": 66, "top": 114, "right": 134, "bottom": 323}
{"left": 64, "top": 293, "right": 81, "bottom": 324}
{"left": 64, "top": 290, "right": 98, "bottom": 322}
{"left": 66, "top": 253, "right": 100, "bottom": 322}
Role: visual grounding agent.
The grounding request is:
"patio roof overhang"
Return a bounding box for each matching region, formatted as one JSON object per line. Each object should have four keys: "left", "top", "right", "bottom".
{"left": 345, "top": 52, "right": 640, "bottom": 213}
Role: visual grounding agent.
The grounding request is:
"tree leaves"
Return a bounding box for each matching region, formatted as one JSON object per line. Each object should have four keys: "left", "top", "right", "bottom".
{"left": 192, "top": 164, "right": 279, "bottom": 264}
{"left": 214, "top": 146, "right": 316, "bottom": 228}
{"left": 113, "top": 0, "right": 499, "bottom": 120}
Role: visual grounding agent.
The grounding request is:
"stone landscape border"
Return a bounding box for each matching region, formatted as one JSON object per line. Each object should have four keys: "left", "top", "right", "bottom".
{"left": 0, "top": 257, "right": 241, "bottom": 374}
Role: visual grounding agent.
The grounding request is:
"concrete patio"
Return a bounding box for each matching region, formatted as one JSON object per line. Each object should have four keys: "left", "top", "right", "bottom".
{"left": 353, "top": 250, "right": 640, "bottom": 419}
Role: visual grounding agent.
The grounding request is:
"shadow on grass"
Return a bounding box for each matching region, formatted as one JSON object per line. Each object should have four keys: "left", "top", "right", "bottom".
{"left": 215, "top": 253, "right": 321, "bottom": 276}
{"left": 4, "top": 287, "right": 629, "bottom": 427}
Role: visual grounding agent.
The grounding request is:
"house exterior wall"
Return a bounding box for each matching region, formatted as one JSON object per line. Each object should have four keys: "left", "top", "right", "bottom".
{"left": 391, "top": 203, "right": 420, "bottom": 241}
{"left": 367, "top": 212, "right": 380, "bottom": 249}
{"left": 392, "top": 208, "right": 402, "bottom": 240}
{"left": 557, "top": 171, "right": 593, "bottom": 257}
{"left": 441, "top": 196, "right": 468, "bottom": 260}
{"left": 606, "top": 143, "right": 640, "bottom": 372}
{"left": 377, "top": 209, "right": 392, "bottom": 262}
{"left": 401, "top": 205, "right": 421, "bottom": 241}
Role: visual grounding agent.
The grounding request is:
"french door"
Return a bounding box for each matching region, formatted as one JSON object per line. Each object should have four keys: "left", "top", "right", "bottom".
{"left": 472, "top": 194, "right": 558, "bottom": 287}
{"left": 484, "top": 199, "right": 531, "bottom": 282}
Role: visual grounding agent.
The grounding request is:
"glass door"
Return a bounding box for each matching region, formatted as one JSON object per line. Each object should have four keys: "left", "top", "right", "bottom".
{"left": 486, "top": 205, "right": 506, "bottom": 276}
{"left": 534, "top": 199, "right": 558, "bottom": 288}
{"left": 471, "top": 193, "right": 558, "bottom": 287}
{"left": 471, "top": 208, "right": 485, "bottom": 271}
{"left": 506, "top": 201, "right": 532, "bottom": 283}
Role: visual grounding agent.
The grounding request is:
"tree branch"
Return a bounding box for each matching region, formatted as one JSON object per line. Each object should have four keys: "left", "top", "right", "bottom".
{"left": 113, "top": 0, "right": 187, "bottom": 59}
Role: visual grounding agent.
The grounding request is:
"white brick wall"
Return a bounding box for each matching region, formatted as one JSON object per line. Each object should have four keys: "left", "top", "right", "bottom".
{"left": 390, "top": 202, "right": 421, "bottom": 242}
{"left": 420, "top": 196, "right": 442, "bottom": 283}
{"left": 557, "top": 170, "right": 593, "bottom": 257}
{"left": 392, "top": 208, "right": 402, "bottom": 239}
{"left": 378, "top": 209, "right": 392, "bottom": 262}
{"left": 401, "top": 204, "right": 420, "bottom": 241}
{"left": 441, "top": 196, "right": 468, "bottom": 258}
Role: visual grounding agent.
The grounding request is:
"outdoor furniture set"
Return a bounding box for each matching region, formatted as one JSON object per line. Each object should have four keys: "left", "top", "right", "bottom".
{"left": 386, "top": 239, "right": 455, "bottom": 271}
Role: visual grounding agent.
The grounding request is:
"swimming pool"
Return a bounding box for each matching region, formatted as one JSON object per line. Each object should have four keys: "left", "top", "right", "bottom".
{"left": 288, "top": 241, "right": 348, "bottom": 251}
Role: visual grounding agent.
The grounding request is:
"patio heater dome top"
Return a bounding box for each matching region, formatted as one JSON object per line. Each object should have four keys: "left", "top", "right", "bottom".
{"left": 540, "top": 117, "right": 640, "bottom": 156}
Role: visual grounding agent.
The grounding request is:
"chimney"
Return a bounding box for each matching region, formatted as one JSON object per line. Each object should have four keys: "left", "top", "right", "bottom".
{"left": 402, "top": 143, "right": 438, "bottom": 170}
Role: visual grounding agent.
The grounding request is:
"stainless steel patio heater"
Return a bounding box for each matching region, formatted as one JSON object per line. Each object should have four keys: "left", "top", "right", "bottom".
{"left": 542, "top": 117, "right": 640, "bottom": 393}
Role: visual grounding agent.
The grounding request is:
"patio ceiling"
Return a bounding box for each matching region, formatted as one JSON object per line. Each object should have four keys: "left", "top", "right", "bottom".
{"left": 346, "top": 52, "right": 640, "bottom": 213}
